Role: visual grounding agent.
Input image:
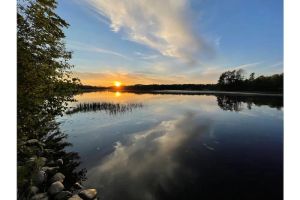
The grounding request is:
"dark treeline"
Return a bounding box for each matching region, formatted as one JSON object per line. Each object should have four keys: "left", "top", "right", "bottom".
{"left": 79, "top": 85, "right": 108, "bottom": 91}
{"left": 66, "top": 102, "right": 143, "bottom": 115}
{"left": 105, "top": 70, "right": 283, "bottom": 93}
{"left": 217, "top": 69, "right": 283, "bottom": 92}
{"left": 122, "top": 84, "right": 216, "bottom": 91}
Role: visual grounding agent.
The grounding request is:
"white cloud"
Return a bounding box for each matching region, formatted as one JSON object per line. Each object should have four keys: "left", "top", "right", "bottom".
{"left": 85, "top": 0, "right": 207, "bottom": 63}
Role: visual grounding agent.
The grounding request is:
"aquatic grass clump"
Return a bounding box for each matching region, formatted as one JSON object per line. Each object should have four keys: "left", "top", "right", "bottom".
{"left": 66, "top": 102, "right": 143, "bottom": 115}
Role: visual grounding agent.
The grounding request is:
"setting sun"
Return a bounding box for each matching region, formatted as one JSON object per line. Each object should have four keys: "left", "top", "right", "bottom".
{"left": 114, "top": 81, "right": 122, "bottom": 87}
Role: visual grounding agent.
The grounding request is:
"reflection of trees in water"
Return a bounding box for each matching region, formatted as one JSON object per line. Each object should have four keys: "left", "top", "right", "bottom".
{"left": 217, "top": 95, "right": 283, "bottom": 111}
{"left": 17, "top": 124, "right": 87, "bottom": 199}
{"left": 66, "top": 102, "right": 143, "bottom": 115}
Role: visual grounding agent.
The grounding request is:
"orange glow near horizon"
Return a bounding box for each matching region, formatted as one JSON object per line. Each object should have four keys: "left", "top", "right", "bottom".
{"left": 114, "top": 81, "right": 122, "bottom": 87}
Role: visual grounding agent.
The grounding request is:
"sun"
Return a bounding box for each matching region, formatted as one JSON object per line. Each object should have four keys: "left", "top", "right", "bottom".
{"left": 114, "top": 81, "right": 122, "bottom": 87}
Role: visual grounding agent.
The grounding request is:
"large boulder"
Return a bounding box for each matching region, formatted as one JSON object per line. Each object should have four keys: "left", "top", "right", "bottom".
{"left": 78, "top": 189, "right": 97, "bottom": 200}
{"left": 31, "top": 192, "right": 49, "bottom": 200}
{"left": 68, "top": 194, "right": 83, "bottom": 200}
{"left": 48, "top": 181, "right": 64, "bottom": 196}
{"left": 33, "top": 171, "right": 47, "bottom": 185}
{"left": 54, "top": 191, "right": 72, "bottom": 200}
{"left": 42, "top": 166, "right": 59, "bottom": 174}
{"left": 50, "top": 172, "right": 65, "bottom": 184}
{"left": 29, "top": 186, "right": 39, "bottom": 195}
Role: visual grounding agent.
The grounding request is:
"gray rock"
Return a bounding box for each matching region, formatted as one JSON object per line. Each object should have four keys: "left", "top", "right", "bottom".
{"left": 78, "top": 189, "right": 97, "bottom": 200}
{"left": 68, "top": 194, "right": 83, "bottom": 200}
{"left": 33, "top": 171, "right": 47, "bottom": 185}
{"left": 50, "top": 172, "right": 65, "bottom": 183}
{"left": 54, "top": 191, "right": 72, "bottom": 200}
{"left": 30, "top": 186, "right": 39, "bottom": 195}
{"left": 42, "top": 166, "right": 59, "bottom": 173}
{"left": 74, "top": 182, "right": 83, "bottom": 189}
{"left": 31, "top": 192, "right": 49, "bottom": 200}
{"left": 57, "top": 159, "right": 64, "bottom": 166}
{"left": 48, "top": 181, "right": 64, "bottom": 196}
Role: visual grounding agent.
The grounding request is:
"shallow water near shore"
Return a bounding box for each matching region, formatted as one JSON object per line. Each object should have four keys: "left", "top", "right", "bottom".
{"left": 58, "top": 91, "right": 283, "bottom": 200}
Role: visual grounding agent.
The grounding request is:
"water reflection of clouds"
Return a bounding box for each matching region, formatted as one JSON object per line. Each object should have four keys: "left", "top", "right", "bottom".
{"left": 86, "top": 113, "right": 212, "bottom": 199}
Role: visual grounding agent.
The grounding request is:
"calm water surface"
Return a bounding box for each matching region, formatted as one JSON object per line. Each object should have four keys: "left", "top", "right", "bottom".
{"left": 59, "top": 91, "right": 283, "bottom": 200}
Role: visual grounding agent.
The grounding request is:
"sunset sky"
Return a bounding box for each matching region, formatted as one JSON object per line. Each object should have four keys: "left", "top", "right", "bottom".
{"left": 57, "top": 0, "right": 283, "bottom": 86}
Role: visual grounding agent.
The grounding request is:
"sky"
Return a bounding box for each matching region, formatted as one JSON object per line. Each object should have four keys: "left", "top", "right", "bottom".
{"left": 56, "top": 0, "right": 283, "bottom": 86}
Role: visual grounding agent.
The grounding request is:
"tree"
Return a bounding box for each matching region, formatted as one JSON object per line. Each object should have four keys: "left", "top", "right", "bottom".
{"left": 18, "top": 0, "right": 80, "bottom": 142}
{"left": 249, "top": 72, "right": 255, "bottom": 81}
{"left": 17, "top": 0, "right": 82, "bottom": 197}
{"left": 217, "top": 69, "right": 282, "bottom": 92}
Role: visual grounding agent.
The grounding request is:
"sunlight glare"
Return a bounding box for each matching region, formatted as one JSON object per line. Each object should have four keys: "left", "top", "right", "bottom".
{"left": 114, "top": 81, "right": 121, "bottom": 87}
{"left": 115, "top": 91, "right": 121, "bottom": 97}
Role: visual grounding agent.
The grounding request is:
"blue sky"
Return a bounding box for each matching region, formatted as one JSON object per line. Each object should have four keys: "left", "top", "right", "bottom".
{"left": 56, "top": 0, "right": 283, "bottom": 86}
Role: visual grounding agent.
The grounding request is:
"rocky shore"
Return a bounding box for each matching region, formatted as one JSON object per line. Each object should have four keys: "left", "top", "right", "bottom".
{"left": 29, "top": 157, "right": 98, "bottom": 200}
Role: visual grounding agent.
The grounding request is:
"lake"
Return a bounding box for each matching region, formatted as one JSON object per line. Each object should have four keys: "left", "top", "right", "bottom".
{"left": 59, "top": 91, "right": 283, "bottom": 200}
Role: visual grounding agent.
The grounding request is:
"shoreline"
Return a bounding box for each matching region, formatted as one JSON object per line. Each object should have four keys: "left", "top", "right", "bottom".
{"left": 143, "top": 90, "right": 283, "bottom": 96}
{"left": 81, "top": 89, "right": 283, "bottom": 97}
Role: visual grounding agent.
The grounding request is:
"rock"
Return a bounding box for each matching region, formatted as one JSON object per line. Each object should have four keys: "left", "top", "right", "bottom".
{"left": 31, "top": 192, "right": 49, "bottom": 200}
{"left": 57, "top": 159, "right": 64, "bottom": 166}
{"left": 42, "top": 166, "right": 59, "bottom": 173}
{"left": 54, "top": 191, "right": 72, "bottom": 200}
{"left": 30, "top": 186, "right": 39, "bottom": 195}
{"left": 74, "top": 182, "right": 83, "bottom": 189}
{"left": 78, "top": 189, "right": 97, "bottom": 200}
{"left": 48, "top": 181, "right": 64, "bottom": 196}
{"left": 33, "top": 171, "right": 47, "bottom": 185}
{"left": 50, "top": 172, "right": 65, "bottom": 184}
{"left": 68, "top": 194, "right": 83, "bottom": 200}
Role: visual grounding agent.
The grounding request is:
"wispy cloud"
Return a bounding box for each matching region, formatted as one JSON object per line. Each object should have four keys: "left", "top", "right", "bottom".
{"left": 134, "top": 52, "right": 160, "bottom": 60}
{"left": 234, "top": 62, "right": 262, "bottom": 70}
{"left": 85, "top": 0, "right": 210, "bottom": 63}
{"left": 266, "top": 61, "right": 283, "bottom": 69}
{"left": 68, "top": 41, "right": 131, "bottom": 60}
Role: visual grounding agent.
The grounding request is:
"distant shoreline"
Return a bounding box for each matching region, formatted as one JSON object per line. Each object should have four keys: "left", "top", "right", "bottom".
{"left": 140, "top": 90, "right": 283, "bottom": 96}
{"left": 78, "top": 88, "right": 283, "bottom": 96}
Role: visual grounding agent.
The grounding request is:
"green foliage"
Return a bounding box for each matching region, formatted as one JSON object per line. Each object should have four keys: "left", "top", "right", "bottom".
{"left": 17, "top": 0, "right": 84, "bottom": 197}
{"left": 17, "top": 0, "right": 80, "bottom": 139}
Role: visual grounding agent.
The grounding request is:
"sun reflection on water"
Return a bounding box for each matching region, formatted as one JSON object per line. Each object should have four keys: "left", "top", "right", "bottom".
{"left": 115, "top": 91, "right": 121, "bottom": 97}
